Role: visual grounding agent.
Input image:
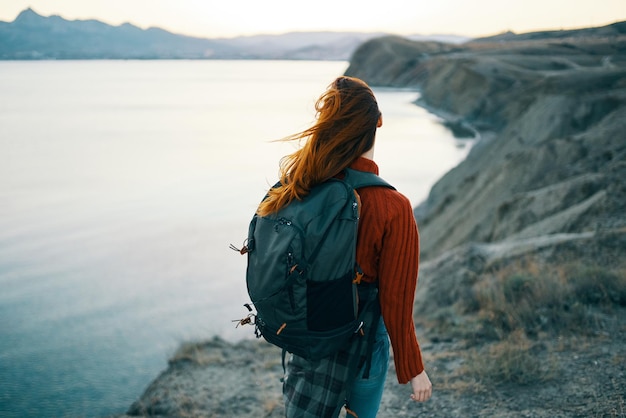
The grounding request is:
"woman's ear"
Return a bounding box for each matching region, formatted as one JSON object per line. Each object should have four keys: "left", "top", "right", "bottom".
{"left": 377, "top": 115, "right": 383, "bottom": 128}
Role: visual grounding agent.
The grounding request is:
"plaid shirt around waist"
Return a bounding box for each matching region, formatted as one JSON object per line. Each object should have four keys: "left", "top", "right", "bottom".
{"left": 283, "top": 284, "right": 380, "bottom": 418}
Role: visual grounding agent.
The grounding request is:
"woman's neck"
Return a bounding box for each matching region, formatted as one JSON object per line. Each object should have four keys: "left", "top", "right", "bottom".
{"left": 361, "top": 147, "right": 375, "bottom": 161}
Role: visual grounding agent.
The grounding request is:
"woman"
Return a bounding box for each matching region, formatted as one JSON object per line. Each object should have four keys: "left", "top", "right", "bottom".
{"left": 258, "top": 76, "right": 432, "bottom": 417}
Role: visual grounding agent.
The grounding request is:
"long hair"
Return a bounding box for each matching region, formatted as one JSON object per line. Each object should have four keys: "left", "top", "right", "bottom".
{"left": 257, "top": 76, "right": 381, "bottom": 216}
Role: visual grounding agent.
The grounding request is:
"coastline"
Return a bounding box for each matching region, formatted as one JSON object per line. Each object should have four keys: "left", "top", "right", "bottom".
{"left": 414, "top": 96, "right": 482, "bottom": 141}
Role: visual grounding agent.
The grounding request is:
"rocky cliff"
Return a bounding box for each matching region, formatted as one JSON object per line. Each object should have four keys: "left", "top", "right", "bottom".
{"left": 346, "top": 22, "right": 626, "bottom": 261}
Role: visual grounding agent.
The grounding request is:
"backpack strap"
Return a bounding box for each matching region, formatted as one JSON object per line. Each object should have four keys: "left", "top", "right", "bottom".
{"left": 281, "top": 348, "right": 288, "bottom": 382}
{"left": 356, "top": 288, "right": 381, "bottom": 380}
{"left": 341, "top": 167, "right": 391, "bottom": 381}
{"left": 343, "top": 282, "right": 381, "bottom": 414}
{"left": 342, "top": 168, "right": 396, "bottom": 191}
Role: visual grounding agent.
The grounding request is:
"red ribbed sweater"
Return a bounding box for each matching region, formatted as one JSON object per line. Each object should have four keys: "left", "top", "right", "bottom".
{"left": 350, "top": 157, "right": 424, "bottom": 384}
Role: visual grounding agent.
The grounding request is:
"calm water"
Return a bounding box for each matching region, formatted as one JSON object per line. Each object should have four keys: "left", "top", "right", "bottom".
{"left": 0, "top": 60, "right": 470, "bottom": 417}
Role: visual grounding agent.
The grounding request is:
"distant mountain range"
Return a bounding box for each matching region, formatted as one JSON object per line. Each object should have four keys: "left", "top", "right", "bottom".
{"left": 0, "top": 8, "right": 471, "bottom": 60}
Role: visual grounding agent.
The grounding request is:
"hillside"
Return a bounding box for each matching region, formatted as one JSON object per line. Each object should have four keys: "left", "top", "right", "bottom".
{"left": 346, "top": 21, "right": 626, "bottom": 259}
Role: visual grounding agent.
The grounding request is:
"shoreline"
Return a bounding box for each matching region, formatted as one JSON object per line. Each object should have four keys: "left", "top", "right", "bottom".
{"left": 414, "top": 96, "right": 482, "bottom": 141}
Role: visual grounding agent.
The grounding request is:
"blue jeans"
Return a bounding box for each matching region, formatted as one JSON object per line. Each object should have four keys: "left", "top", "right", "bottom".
{"left": 345, "top": 318, "right": 390, "bottom": 418}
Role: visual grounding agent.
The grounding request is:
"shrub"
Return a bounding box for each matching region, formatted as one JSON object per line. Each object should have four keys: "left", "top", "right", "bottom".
{"left": 464, "top": 331, "right": 555, "bottom": 385}
{"left": 470, "top": 260, "right": 625, "bottom": 339}
{"left": 568, "top": 266, "right": 626, "bottom": 306}
{"left": 502, "top": 273, "right": 534, "bottom": 304}
{"left": 169, "top": 341, "right": 225, "bottom": 365}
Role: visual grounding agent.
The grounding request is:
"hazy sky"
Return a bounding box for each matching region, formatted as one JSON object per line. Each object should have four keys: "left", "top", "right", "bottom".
{"left": 1, "top": 0, "right": 625, "bottom": 39}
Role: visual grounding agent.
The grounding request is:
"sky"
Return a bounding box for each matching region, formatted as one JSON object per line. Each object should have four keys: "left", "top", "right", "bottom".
{"left": 1, "top": 0, "right": 625, "bottom": 39}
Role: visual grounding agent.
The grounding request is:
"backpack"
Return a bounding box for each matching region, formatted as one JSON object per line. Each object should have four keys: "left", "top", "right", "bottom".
{"left": 232, "top": 168, "right": 395, "bottom": 361}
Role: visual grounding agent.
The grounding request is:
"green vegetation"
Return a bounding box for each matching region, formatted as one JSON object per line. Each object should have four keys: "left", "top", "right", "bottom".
{"left": 169, "top": 340, "right": 226, "bottom": 366}
{"left": 472, "top": 261, "right": 626, "bottom": 340}
{"left": 464, "top": 330, "right": 555, "bottom": 385}
{"left": 447, "top": 260, "right": 626, "bottom": 385}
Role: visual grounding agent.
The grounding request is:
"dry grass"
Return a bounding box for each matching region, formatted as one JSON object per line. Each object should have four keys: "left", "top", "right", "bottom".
{"left": 437, "top": 258, "right": 626, "bottom": 386}
{"left": 468, "top": 260, "right": 626, "bottom": 340}
{"left": 169, "top": 341, "right": 226, "bottom": 366}
{"left": 463, "top": 330, "right": 557, "bottom": 385}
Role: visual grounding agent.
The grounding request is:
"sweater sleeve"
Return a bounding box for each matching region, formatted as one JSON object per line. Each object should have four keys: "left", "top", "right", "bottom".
{"left": 378, "top": 192, "right": 424, "bottom": 384}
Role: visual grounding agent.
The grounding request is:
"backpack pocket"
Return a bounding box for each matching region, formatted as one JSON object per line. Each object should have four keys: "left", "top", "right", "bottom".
{"left": 307, "top": 270, "right": 357, "bottom": 331}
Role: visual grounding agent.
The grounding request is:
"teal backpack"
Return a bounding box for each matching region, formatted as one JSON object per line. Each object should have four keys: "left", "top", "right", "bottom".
{"left": 233, "top": 168, "right": 394, "bottom": 361}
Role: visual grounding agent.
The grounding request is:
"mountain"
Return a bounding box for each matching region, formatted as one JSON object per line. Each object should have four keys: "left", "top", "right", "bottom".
{"left": 0, "top": 8, "right": 469, "bottom": 60}
{"left": 0, "top": 8, "right": 228, "bottom": 59}
{"left": 217, "top": 32, "right": 470, "bottom": 60}
{"left": 213, "top": 31, "right": 391, "bottom": 60}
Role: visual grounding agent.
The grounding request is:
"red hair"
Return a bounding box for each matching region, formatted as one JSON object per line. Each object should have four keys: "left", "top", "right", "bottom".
{"left": 257, "top": 76, "right": 380, "bottom": 216}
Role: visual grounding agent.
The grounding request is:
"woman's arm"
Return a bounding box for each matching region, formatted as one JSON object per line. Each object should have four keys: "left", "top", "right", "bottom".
{"left": 377, "top": 191, "right": 424, "bottom": 384}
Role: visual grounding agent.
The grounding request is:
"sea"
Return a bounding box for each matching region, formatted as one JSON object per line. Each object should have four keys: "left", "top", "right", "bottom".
{"left": 0, "top": 60, "right": 471, "bottom": 417}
